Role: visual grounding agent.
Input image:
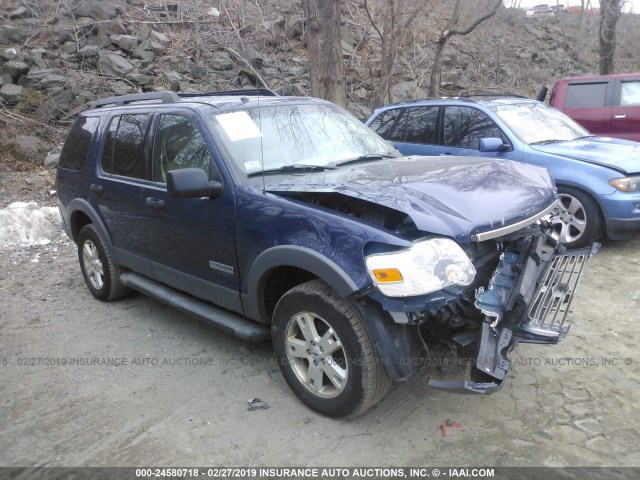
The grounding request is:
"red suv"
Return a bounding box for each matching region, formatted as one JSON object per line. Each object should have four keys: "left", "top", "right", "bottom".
{"left": 549, "top": 73, "right": 640, "bottom": 141}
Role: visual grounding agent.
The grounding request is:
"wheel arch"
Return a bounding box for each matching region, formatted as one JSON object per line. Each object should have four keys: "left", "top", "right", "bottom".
{"left": 68, "top": 199, "right": 113, "bottom": 247}
{"left": 554, "top": 181, "right": 606, "bottom": 224}
{"left": 243, "top": 246, "right": 360, "bottom": 324}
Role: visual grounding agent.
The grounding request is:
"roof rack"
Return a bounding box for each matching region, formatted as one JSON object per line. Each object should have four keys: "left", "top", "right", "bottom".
{"left": 182, "top": 88, "right": 279, "bottom": 97}
{"left": 89, "top": 91, "right": 180, "bottom": 109}
{"left": 89, "top": 88, "right": 280, "bottom": 110}
{"left": 459, "top": 92, "right": 528, "bottom": 99}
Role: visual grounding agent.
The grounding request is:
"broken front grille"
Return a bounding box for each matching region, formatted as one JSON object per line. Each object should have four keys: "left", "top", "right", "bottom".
{"left": 521, "top": 245, "right": 597, "bottom": 340}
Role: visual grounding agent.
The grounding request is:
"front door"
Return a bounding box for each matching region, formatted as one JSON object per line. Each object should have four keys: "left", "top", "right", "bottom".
{"left": 142, "top": 112, "right": 242, "bottom": 314}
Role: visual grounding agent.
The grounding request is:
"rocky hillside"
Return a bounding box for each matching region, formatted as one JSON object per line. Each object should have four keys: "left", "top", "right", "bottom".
{"left": 1, "top": 0, "right": 640, "bottom": 175}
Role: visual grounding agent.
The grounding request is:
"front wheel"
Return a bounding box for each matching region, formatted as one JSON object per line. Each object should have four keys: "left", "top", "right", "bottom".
{"left": 272, "top": 280, "right": 391, "bottom": 417}
{"left": 549, "top": 186, "right": 602, "bottom": 249}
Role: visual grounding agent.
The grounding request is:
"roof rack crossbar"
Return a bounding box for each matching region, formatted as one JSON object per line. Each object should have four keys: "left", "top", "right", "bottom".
{"left": 89, "top": 91, "right": 181, "bottom": 109}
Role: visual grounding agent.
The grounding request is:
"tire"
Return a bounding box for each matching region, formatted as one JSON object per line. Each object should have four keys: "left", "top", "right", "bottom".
{"left": 272, "top": 280, "right": 391, "bottom": 417}
{"left": 78, "top": 224, "right": 129, "bottom": 301}
{"left": 549, "top": 186, "right": 603, "bottom": 249}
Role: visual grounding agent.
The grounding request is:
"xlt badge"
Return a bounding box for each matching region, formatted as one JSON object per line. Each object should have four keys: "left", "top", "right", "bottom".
{"left": 209, "top": 261, "right": 234, "bottom": 274}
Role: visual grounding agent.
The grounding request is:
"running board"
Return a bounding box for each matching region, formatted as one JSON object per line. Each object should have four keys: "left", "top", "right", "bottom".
{"left": 120, "top": 272, "right": 270, "bottom": 342}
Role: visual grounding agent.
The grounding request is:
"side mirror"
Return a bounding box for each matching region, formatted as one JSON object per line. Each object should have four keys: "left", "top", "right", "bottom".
{"left": 167, "top": 168, "right": 222, "bottom": 198}
{"left": 479, "top": 137, "right": 510, "bottom": 153}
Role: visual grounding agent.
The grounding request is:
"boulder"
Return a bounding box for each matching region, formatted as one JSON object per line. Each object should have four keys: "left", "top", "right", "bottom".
{"left": 72, "top": 0, "right": 118, "bottom": 21}
{"left": 1, "top": 48, "right": 20, "bottom": 61}
{"left": 78, "top": 45, "right": 100, "bottom": 57}
{"left": 162, "top": 71, "right": 181, "bottom": 83}
{"left": 1, "top": 61, "right": 30, "bottom": 81}
{"left": 149, "top": 31, "right": 171, "bottom": 48}
{"left": 210, "top": 51, "right": 234, "bottom": 71}
{"left": 126, "top": 72, "right": 155, "bottom": 86}
{"left": 133, "top": 40, "right": 155, "bottom": 62}
{"left": 39, "top": 74, "right": 70, "bottom": 88}
{"left": 35, "top": 89, "right": 75, "bottom": 121}
{"left": 110, "top": 34, "right": 139, "bottom": 53}
{"left": 0, "top": 84, "right": 23, "bottom": 102}
{"left": 100, "top": 54, "right": 135, "bottom": 77}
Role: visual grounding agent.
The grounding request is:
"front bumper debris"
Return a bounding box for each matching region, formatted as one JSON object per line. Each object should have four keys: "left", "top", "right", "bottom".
{"left": 427, "top": 241, "right": 599, "bottom": 394}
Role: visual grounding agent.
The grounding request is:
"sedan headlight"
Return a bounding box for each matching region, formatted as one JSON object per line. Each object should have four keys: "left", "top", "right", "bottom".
{"left": 365, "top": 238, "right": 476, "bottom": 297}
{"left": 609, "top": 176, "right": 640, "bottom": 192}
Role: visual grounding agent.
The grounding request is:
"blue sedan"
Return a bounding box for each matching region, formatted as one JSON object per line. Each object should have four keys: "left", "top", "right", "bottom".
{"left": 366, "top": 97, "right": 640, "bottom": 248}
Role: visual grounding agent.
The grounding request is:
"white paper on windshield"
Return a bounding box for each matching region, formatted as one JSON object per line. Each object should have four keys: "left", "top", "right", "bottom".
{"left": 215, "top": 111, "right": 262, "bottom": 142}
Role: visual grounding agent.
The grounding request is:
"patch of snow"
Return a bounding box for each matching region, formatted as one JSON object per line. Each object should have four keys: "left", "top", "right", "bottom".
{"left": 0, "top": 202, "right": 62, "bottom": 250}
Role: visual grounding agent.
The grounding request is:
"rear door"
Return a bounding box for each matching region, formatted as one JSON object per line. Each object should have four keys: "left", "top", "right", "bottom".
{"left": 557, "top": 80, "right": 613, "bottom": 135}
{"left": 141, "top": 111, "right": 242, "bottom": 314}
{"left": 367, "top": 106, "right": 441, "bottom": 156}
{"left": 610, "top": 77, "right": 640, "bottom": 141}
{"left": 92, "top": 113, "right": 153, "bottom": 277}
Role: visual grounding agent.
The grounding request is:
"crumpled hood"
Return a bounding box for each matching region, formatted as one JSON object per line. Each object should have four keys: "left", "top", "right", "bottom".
{"left": 530, "top": 136, "right": 640, "bottom": 174}
{"left": 266, "top": 156, "right": 557, "bottom": 243}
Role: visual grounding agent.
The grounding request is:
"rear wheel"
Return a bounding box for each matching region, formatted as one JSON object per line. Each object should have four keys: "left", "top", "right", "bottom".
{"left": 78, "top": 224, "right": 129, "bottom": 301}
{"left": 272, "top": 280, "right": 391, "bottom": 417}
{"left": 549, "top": 186, "right": 602, "bottom": 249}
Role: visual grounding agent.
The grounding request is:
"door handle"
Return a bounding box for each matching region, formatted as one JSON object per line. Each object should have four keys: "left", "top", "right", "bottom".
{"left": 90, "top": 184, "right": 103, "bottom": 194}
{"left": 613, "top": 114, "right": 627, "bottom": 119}
{"left": 145, "top": 197, "right": 165, "bottom": 209}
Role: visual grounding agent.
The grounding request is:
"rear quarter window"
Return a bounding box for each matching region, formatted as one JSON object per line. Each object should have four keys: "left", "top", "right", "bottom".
{"left": 564, "top": 83, "right": 608, "bottom": 108}
{"left": 59, "top": 116, "right": 100, "bottom": 170}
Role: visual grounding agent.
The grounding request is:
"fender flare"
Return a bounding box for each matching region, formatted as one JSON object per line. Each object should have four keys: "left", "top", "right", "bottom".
{"left": 67, "top": 198, "right": 112, "bottom": 248}
{"left": 243, "top": 245, "right": 360, "bottom": 322}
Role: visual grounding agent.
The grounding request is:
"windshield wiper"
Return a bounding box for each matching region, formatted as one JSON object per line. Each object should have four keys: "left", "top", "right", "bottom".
{"left": 247, "top": 164, "right": 335, "bottom": 177}
{"left": 334, "top": 153, "right": 398, "bottom": 167}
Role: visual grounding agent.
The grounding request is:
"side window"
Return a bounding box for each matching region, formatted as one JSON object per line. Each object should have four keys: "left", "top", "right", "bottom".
{"left": 152, "top": 114, "right": 212, "bottom": 183}
{"left": 368, "top": 108, "right": 407, "bottom": 142}
{"left": 404, "top": 106, "right": 439, "bottom": 144}
{"left": 564, "top": 83, "right": 608, "bottom": 108}
{"left": 620, "top": 81, "right": 640, "bottom": 106}
{"left": 59, "top": 116, "right": 100, "bottom": 170}
{"left": 443, "top": 107, "right": 507, "bottom": 150}
{"left": 100, "top": 114, "right": 149, "bottom": 180}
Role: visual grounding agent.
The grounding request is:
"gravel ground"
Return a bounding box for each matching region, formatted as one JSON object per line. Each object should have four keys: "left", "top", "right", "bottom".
{"left": 0, "top": 177, "right": 639, "bottom": 467}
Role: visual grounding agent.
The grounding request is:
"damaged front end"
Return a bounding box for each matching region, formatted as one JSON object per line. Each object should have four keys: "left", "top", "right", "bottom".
{"left": 425, "top": 227, "right": 599, "bottom": 394}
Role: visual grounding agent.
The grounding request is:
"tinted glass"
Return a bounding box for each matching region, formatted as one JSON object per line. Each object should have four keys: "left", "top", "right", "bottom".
{"left": 443, "top": 107, "right": 506, "bottom": 149}
{"left": 59, "top": 116, "right": 100, "bottom": 170}
{"left": 620, "top": 81, "right": 640, "bottom": 106}
{"left": 100, "top": 116, "right": 119, "bottom": 174}
{"left": 111, "top": 114, "right": 149, "bottom": 179}
{"left": 564, "top": 83, "right": 607, "bottom": 108}
{"left": 368, "top": 108, "right": 407, "bottom": 142}
{"left": 404, "top": 106, "right": 439, "bottom": 144}
{"left": 152, "top": 115, "right": 212, "bottom": 183}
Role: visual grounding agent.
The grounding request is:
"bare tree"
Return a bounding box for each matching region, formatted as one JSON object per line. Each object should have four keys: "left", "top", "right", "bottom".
{"left": 427, "top": 0, "right": 502, "bottom": 96}
{"left": 303, "top": 0, "right": 346, "bottom": 106}
{"left": 363, "top": 0, "right": 428, "bottom": 107}
{"left": 599, "top": 0, "right": 621, "bottom": 74}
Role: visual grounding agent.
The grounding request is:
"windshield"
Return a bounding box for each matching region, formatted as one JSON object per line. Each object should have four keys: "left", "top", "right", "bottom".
{"left": 207, "top": 102, "right": 398, "bottom": 175}
{"left": 491, "top": 102, "right": 590, "bottom": 145}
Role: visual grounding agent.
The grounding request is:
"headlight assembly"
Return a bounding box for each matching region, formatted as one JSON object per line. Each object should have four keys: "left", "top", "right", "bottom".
{"left": 609, "top": 176, "right": 640, "bottom": 192}
{"left": 365, "top": 238, "right": 476, "bottom": 297}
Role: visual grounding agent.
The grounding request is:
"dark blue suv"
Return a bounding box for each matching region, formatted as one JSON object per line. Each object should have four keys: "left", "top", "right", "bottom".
{"left": 57, "top": 90, "right": 595, "bottom": 417}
